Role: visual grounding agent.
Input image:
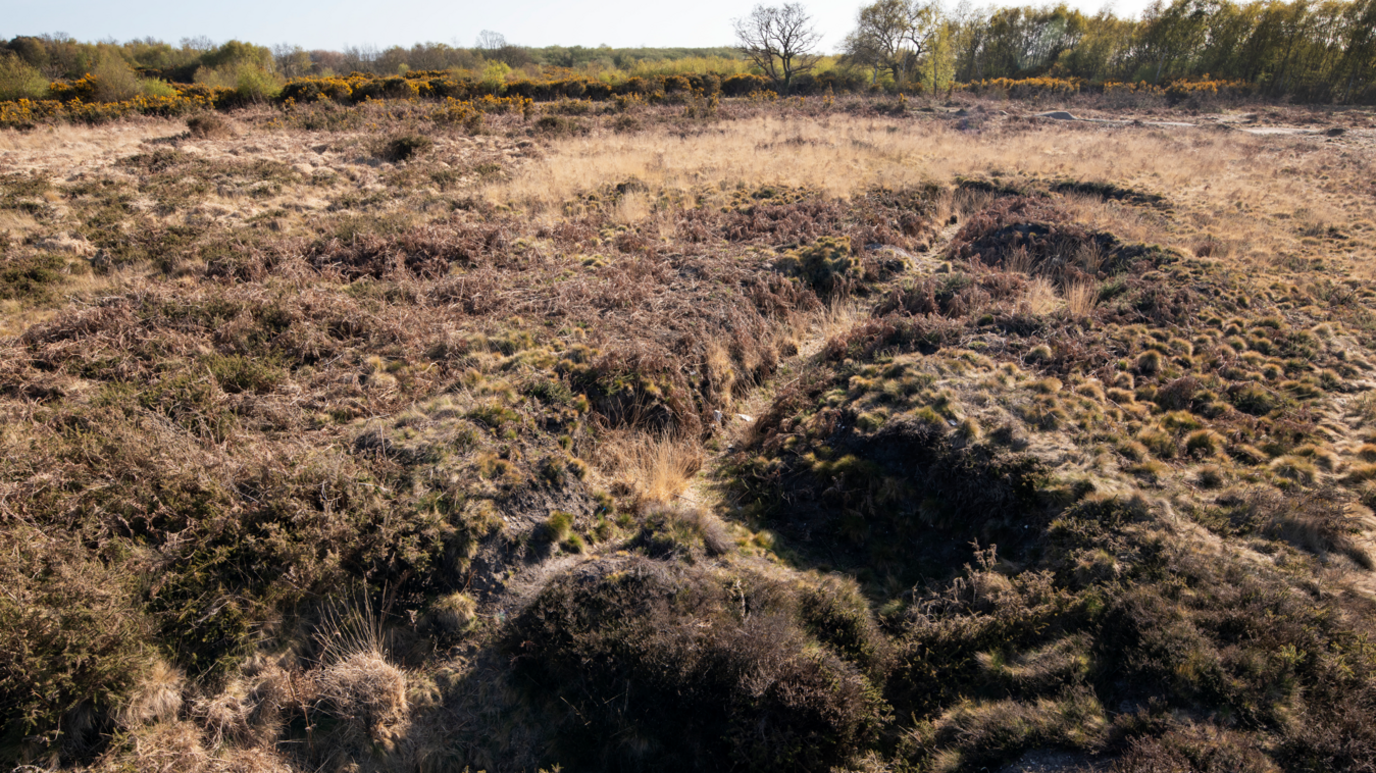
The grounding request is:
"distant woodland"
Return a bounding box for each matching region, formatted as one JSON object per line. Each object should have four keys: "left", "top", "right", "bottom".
{"left": 2, "top": 0, "right": 1375, "bottom": 103}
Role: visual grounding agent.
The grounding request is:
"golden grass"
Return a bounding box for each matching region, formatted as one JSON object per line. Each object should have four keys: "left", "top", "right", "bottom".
{"left": 0, "top": 210, "right": 40, "bottom": 238}
{"left": 818, "top": 295, "right": 866, "bottom": 345}
{"left": 1019, "top": 276, "right": 1060, "bottom": 316}
{"left": 1064, "top": 280, "right": 1099, "bottom": 317}
{"left": 118, "top": 659, "right": 184, "bottom": 729}
{"left": 594, "top": 429, "right": 704, "bottom": 505}
{"left": 488, "top": 114, "right": 1375, "bottom": 277}
{"left": 0, "top": 119, "right": 184, "bottom": 152}
{"left": 488, "top": 115, "right": 1262, "bottom": 204}
{"left": 0, "top": 120, "right": 186, "bottom": 177}
{"left": 610, "top": 189, "right": 652, "bottom": 225}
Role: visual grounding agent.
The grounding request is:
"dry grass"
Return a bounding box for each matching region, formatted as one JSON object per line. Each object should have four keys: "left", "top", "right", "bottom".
{"left": 118, "top": 660, "right": 184, "bottom": 729}
{"left": 0, "top": 119, "right": 186, "bottom": 176}
{"left": 312, "top": 651, "right": 409, "bottom": 741}
{"left": 487, "top": 115, "right": 1309, "bottom": 207}
{"left": 1018, "top": 276, "right": 1061, "bottom": 316}
{"left": 818, "top": 296, "right": 867, "bottom": 345}
{"left": 1063, "top": 280, "right": 1098, "bottom": 317}
{"left": 594, "top": 429, "right": 704, "bottom": 505}
{"left": 488, "top": 113, "right": 1375, "bottom": 282}
{"left": 611, "top": 189, "right": 653, "bottom": 225}
{"left": 0, "top": 119, "right": 183, "bottom": 152}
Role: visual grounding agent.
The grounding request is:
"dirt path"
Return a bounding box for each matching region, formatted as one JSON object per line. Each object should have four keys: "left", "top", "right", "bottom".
{"left": 1032, "top": 109, "right": 1367, "bottom": 138}
{"left": 678, "top": 220, "right": 965, "bottom": 518}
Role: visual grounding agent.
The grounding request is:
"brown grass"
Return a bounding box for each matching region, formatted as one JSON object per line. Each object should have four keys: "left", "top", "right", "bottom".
{"left": 487, "top": 113, "right": 1374, "bottom": 286}
{"left": 118, "top": 660, "right": 184, "bottom": 729}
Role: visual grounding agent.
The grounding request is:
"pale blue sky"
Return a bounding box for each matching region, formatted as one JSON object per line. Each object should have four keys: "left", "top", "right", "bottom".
{"left": 4, "top": 0, "right": 1154, "bottom": 53}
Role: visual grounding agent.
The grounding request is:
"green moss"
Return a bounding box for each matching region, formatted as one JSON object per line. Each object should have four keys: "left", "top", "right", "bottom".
{"left": 774, "top": 236, "right": 860, "bottom": 294}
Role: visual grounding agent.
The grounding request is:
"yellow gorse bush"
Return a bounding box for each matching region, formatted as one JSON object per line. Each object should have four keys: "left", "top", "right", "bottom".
{"left": 1104, "top": 77, "right": 1254, "bottom": 103}
{"left": 957, "top": 77, "right": 1083, "bottom": 97}
{"left": 0, "top": 91, "right": 216, "bottom": 128}
{"left": 0, "top": 63, "right": 1268, "bottom": 131}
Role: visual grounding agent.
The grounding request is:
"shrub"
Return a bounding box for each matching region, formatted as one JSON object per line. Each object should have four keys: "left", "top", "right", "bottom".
{"left": 205, "top": 353, "right": 282, "bottom": 394}
{"left": 0, "top": 536, "right": 152, "bottom": 763}
{"left": 534, "top": 114, "right": 586, "bottom": 135}
{"left": 89, "top": 54, "right": 148, "bottom": 102}
{"left": 379, "top": 134, "right": 433, "bottom": 162}
{"left": 508, "top": 558, "right": 885, "bottom": 772}
{"left": 185, "top": 112, "right": 233, "bottom": 139}
{"left": 0, "top": 254, "right": 67, "bottom": 303}
{"left": 1112, "top": 726, "right": 1277, "bottom": 773}
{"left": 723, "top": 73, "right": 769, "bottom": 96}
{"left": 230, "top": 64, "right": 281, "bottom": 102}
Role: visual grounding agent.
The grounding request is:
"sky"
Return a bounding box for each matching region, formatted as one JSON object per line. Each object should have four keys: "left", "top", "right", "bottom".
{"left": 5, "top": 0, "right": 1156, "bottom": 54}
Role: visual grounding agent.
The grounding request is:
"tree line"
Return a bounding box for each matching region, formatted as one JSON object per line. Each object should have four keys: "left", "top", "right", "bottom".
{"left": 0, "top": 33, "right": 741, "bottom": 86}
{"left": 3, "top": 0, "right": 1376, "bottom": 104}
{"left": 819, "top": 0, "right": 1376, "bottom": 101}
{"left": 954, "top": 0, "right": 1375, "bottom": 100}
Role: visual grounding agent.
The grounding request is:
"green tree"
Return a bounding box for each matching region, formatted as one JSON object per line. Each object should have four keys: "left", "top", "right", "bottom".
{"left": 1337, "top": 0, "right": 1376, "bottom": 100}
{"left": 1136, "top": 0, "right": 1217, "bottom": 83}
{"left": 921, "top": 20, "right": 957, "bottom": 91}
{"left": 1050, "top": 11, "right": 1138, "bottom": 80}
{"left": 842, "top": 0, "right": 940, "bottom": 85}
{"left": 0, "top": 53, "right": 48, "bottom": 101}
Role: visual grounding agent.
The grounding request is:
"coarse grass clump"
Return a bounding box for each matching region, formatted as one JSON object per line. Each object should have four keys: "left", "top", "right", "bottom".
{"left": 379, "top": 134, "right": 433, "bottom": 162}
{"left": 1184, "top": 429, "right": 1223, "bottom": 457}
{"left": 1135, "top": 349, "right": 1163, "bottom": 376}
{"left": 428, "top": 592, "right": 478, "bottom": 636}
{"left": 776, "top": 236, "right": 860, "bottom": 295}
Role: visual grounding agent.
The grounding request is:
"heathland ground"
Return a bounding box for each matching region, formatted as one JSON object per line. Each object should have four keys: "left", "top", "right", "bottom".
{"left": 3, "top": 92, "right": 1376, "bottom": 772}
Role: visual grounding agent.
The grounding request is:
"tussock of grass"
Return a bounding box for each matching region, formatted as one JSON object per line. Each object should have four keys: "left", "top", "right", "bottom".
{"left": 594, "top": 429, "right": 704, "bottom": 506}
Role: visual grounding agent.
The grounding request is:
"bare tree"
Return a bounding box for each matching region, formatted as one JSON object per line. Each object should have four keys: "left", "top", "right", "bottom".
{"left": 733, "top": 3, "right": 823, "bottom": 89}
{"left": 842, "top": 0, "right": 940, "bottom": 85}
{"left": 272, "top": 44, "right": 314, "bottom": 78}
{"left": 475, "top": 30, "right": 507, "bottom": 51}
